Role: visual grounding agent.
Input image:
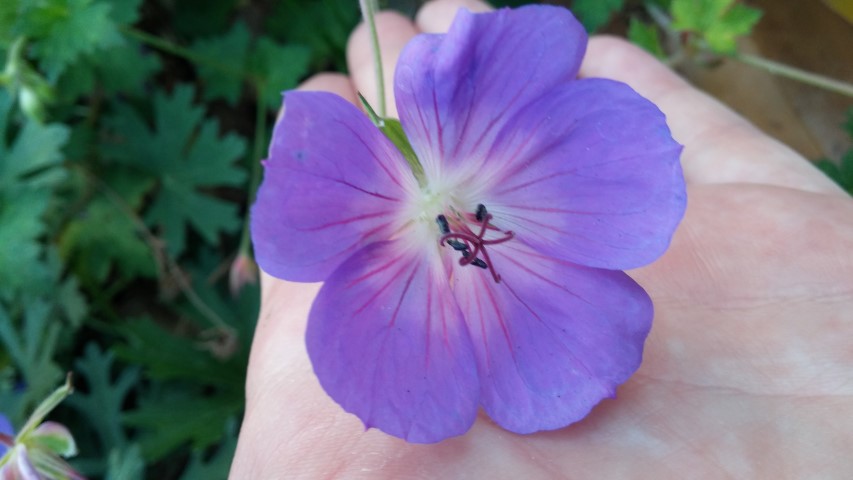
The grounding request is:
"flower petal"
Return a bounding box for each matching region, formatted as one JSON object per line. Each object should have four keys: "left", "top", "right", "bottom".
{"left": 306, "top": 241, "right": 479, "bottom": 443}
{"left": 452, "top": 243, "right": 652, "bottom": 433}
{"left": 251, "top": 91, "right": 417, "bottom": 282}
{"left": 483, "top": 79, "right": 686, "bottom": 269}
{"left": 394, "top": 6, "right": 586, "bottom": 178}
{"left": 0, "top": 414, "right": 11, "bottom": 458}
{"left": 0, "top": 447, "right": 39, "bottom": 480}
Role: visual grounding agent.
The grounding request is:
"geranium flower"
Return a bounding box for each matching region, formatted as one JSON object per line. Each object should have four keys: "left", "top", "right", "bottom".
{"left": 251, "top": 5, "right": 685, "bottom": 443}
{"left": 0, "top": 414, "right": 83, "bottom": 480}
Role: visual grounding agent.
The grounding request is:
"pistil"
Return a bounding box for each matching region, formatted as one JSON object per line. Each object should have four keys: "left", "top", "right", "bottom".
{"left": 436, "top": 204, "right": 514, "bottom": 282}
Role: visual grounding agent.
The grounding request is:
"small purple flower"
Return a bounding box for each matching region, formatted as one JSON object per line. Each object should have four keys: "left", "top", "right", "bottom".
{"left": 252, "top": 6, "right": 685, "bottom": 443}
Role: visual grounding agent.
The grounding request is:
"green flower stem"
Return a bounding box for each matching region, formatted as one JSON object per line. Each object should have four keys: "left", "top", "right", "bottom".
{"left": 17, "top": 375, "right": 73, "bottom": 441}
{"left": 732, "top": 52, "right": 853, "bottom": 98}
{"left": 238, "top": 97, "right": 269, "bottom": 257}
{"left": 359, "top": 0, "right": 386, "bottom": 117}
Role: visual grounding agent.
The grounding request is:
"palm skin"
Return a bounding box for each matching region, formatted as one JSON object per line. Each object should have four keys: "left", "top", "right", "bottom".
{"left": 230, "top": 1, "right": 853, "bottom": 477}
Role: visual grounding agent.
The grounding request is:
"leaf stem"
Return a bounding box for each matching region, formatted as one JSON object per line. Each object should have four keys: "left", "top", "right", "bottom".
{"left": 121, "top": 26, "right": 248, "bottom": 81}
{"left": 732, "top": 52, "right": 853, "bottom": 99}
{"left": 238, "top": 97, "right": 269, "bottom": 256}
{"left": 359, "top": 0, "right": 386, "bottom": 117}
{"left": 76, "top": 166, "right": 233, "bottom": 333}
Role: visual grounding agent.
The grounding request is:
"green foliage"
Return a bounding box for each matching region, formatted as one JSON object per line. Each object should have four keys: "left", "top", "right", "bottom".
{"left": 191, "top": 21, "right": 311, "bottom": 110}
{"left": 572, "top": 0, "right": 626, "bottom": 32}
{"left": 5, "top": 0, "right": 124, "bottom": 78}
{"left": 671, "top": 0, "right": 763, "bottom": 54}
{"left": 102, "top": 85, "right": 247, "bottom": 256}
{"left": 628, "top": 18, "right": 665, "bottom": 59}
{"left": 264, "top": 0, "right": 359, "bottom": 72}
{"left": 816, "top": 109, "right": 853, "bottom": 195}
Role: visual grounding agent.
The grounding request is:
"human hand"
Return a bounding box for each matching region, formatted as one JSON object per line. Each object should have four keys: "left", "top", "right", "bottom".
{"left": 230, "top": 0, "right": 853, "bottom": 477}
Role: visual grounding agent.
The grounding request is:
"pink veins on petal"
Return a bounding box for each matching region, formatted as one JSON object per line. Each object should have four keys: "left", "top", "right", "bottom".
{"left": 250, "top": 5, "right": 686, "bottom": 443}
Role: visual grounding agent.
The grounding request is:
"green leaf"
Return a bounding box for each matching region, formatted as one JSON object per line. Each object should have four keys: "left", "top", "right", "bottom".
{"left": 105, "top": 444, "right": 144, "bottom": 480}
{"left": 0, "top": 188, "right": 54, "bottom": 295}
{"left": 57, "top": 39, "right": 162, "bottom": 101}
{"left": 572, "top": 0, "right": 625, "bottom": 32}
{"left": 704, "top": 3, "right": 763, "bottom": 53}
{"left": 190, "top": 22, "right": 251, "bottom": 105}
{"left": 264, "top": 0, "right": 359, "bottom": 72}
{"left": 0, "top": 102, "right": 70, "bottom": 190}
{"left": 124, "top": 393, "right": 241, "bottom": 462}
{"left": 0, "top": 301, "right": 64, "bottom": 410}
{"left": 671, "top": 0, "right": 762, "bottom": 54}
{"left": 628, "top": 18, "right": 665, "bottom": 59}
{"left": 59, "top": 169, "right": 156, "bottom": 283}
{"left": 66, "top": 344, "right": 139, "bottom": 451}
{"left": 249, "top": 38, "right": 311, "bottom": 111}
{"left": 103, "top": 0, "right": 143, "bottom": 25}
{"left": 180, "top": 421, "right": 237, "bottom": 480}
{"left": 114, "top": 316, "right": 245, "bottom": 388}
{"left": 22, "top": 0, "right": 123, "bottom": 78}
{"left": 102, "top": 85, "right": 247, "bottom": 256}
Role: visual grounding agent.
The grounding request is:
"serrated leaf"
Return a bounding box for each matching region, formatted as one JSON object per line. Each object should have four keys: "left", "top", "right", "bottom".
{"left": 704, "top": 4, "right": 762, "bottom": 53}
{"left": 628, "top": 18, "right": 666, "bottom": 59}
{"left": 572, "top": 0, "right": 625, "bottom": 32}
{"left": 65, "top": 344, "right": 139, "bottom": 451}
{"left": 0, "top": 187, "right": 55, "bottom": 295}
{"left": 102, "top": 84, "right": 247, "bottom": 256}
{"left": 0, "top": 301, "right": 64, "bottom": 408}
{"left": 23, "top": 0, "right": 123, "bottom": 78}
{"left": 58, "top": 39, "right": 161, "bottom": 101}
{"left": 671, "top": 0, "right": 762, "bottom": 54}
{"left": 190, "top": 22, "right": 251, "bottom": 105}
{"left": 0, "top": 105, "right": 70, "bottom": 190}
{"left": 249, "top": 38, "right": 311, "bottom": 111}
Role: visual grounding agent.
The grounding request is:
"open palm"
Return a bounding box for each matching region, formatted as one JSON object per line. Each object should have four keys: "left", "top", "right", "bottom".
{"left": 230, "top": 1, "right": 853, "bottom": 477}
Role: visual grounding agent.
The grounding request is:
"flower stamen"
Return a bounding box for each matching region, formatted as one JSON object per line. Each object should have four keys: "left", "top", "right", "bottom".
{"left": 436, "top": 204, "right": 514, "bottom": 283}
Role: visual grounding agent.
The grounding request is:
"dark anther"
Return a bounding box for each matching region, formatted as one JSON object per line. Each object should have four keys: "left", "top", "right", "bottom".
{"left": 436, "top": 214, "right": 450, "bottom": 234}
{"left": 470, "top": 258, "right": 488, "bottom": 269}
{"left": 437, "top": 203, "right": 514, "bottom": 283}
{"left": 475, "top": 204, "right": 487, "bottom": 222}
{"left": 447, "top": 239, "right": 468, "bottom": 251}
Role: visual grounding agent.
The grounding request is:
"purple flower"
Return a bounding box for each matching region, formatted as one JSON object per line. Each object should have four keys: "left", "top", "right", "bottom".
{"left": 251, "top": 6, "right": 685, "bottom": 443}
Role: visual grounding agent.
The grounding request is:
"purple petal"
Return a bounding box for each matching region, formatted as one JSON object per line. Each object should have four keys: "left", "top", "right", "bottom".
{"left": 306, "top": 241, "right": 479, "bottom": 443}
{"left": 483, "top": 79, "right": 686, "bottom": 269}
{"left": 251, "top": 91, "right": 416, "bottom": 282}
{"left": 394, "top": 6, "right": 586, "bottom": 177}
{"left": 0, "top": 414, "right": 12, "bottom": 458}
{"left": 452, "top": 243, "right": 652, "bottom": 433}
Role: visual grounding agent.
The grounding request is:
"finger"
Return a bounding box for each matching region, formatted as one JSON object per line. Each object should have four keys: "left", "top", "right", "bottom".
{"left": 416, "top": 0, "right": 493, "bottom": 33}
{"left": 347, "top": 11, "right": 418, "bottom": 117}
{"left": 295, "top": 72, "right": 358, "bottom": 105}
{"left": 581, "top": 36, "right": 845, "bottom": 196}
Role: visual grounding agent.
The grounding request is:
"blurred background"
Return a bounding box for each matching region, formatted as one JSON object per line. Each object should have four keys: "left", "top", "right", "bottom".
{"left": 0, "top": 0, "right": 850, "bottom": 478}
